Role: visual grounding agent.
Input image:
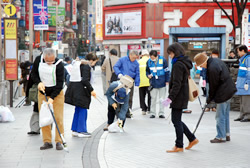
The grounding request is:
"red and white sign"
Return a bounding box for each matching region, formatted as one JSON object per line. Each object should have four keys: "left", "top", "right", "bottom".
{"left": 163, "top": 3, "right": 249, "bottom": 37}
{"left": 72, "top": 0, "right": 77, "bottom": 25}
{"left": 5, "top": 59, "right": 18, "bottom": 80}
{"left": 128, "top": 45, "right": 141, "bottom": 50}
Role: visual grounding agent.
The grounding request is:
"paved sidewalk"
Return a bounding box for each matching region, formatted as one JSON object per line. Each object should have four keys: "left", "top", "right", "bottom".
{"left": 0, "top": 66, "right": 250, "bottom": 168}
{"left": 99, "top": 88, "right": 250, "bottom": 168}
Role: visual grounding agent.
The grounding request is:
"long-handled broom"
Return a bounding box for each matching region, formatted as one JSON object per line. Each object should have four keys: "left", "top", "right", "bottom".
{"left": 44, "top": 93, "right": 69, "bottom": 153}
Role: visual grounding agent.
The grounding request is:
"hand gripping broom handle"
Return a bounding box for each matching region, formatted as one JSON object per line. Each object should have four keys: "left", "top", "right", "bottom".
{"left": 44, "top": 93, "right": 69, "bottom": 152}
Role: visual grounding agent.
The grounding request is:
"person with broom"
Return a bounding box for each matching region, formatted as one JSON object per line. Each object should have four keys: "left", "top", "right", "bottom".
{"left": 31, "top": 48, "right": 65, "bottom": 150}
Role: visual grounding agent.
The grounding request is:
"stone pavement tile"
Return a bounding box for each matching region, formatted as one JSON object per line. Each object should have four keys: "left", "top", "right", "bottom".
{"left": 0, "top": 162, "right": 18, "bottom": 168}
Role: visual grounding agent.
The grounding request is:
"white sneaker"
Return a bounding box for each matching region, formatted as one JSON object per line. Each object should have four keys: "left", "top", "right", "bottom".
{"left": 78, "top": 132, "right": 91, "bottom": 138}
{"left": 72, "top": 132, "right": 78, "bottom": 137}
{"left": 142, "top": 111, "right": 146, "bottom": 115}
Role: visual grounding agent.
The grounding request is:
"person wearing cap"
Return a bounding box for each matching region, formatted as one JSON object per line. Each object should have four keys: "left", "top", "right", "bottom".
{"left": 234, "top": 45, "right": 250, "bottom": 122}
{"left": 146, "top": 50, "right": 170, "bottom": 119}
{"left": 103, "top": 80, "right": 130, "bottom": 131}
{"left": 162, "top": 43, "right": 198, "bottom": 153}
{"left": 138, "top": 49, "right": 151, "bottom": 115}
{"left": 113, "top": 50, "right": 140, "bottom": 118}
{"left": 194, "top": 52, "right": 236, "bottom": 143}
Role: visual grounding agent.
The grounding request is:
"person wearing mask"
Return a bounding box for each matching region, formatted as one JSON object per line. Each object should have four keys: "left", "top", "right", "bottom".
{"left": 139, "top": 49, "right": 151, "bottom": 115}
{"left": 234, "top": 45, "right": 250, "bottom": 122}
{"left": 194, "top": 52, "right": 236, "bottom": 143}
{"left": 31, "top": 48, "right": 65, "bottom": 150}
{"left": 101, "top": 49, "right": 119, "bottom": 91}
{"left": 228, "top": 50, "right": 236, "bottom": 59}
{"left": 65, "top": 53, "right": 97, "bottom": 138}
{"left": 146, "top": 50, "right": 169, "bottom": 118}
{"left": 113, "top": 50, "right": 140, "bottom": 118}
{"left": 162, "top": 43, "right": 198, "bottom": 152}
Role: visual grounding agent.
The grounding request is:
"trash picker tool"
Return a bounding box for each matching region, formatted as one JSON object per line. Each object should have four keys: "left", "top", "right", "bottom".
{"left": 15, "top": 97, "right": 26, "bottom": 108}
{"left": 193, "top": 103, "right": 207, "bottom": 135}
{"left": 14, "top": 86, "right": 19, "bottom": 99}
{"left": 44, "top": 93, "right": 69, "bottom": 153}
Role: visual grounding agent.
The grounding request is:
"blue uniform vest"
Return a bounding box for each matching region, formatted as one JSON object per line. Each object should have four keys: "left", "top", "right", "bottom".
{"left": 236, "top": 54, "right": 250, "bottom": 95}
{"left": 148, "top": 56, "right": 166, "bottom": 77}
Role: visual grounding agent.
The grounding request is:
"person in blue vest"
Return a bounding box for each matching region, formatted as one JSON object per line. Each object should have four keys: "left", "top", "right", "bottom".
{"left": 234, "top": 45, "right": 250, "bottom": 122}
{"left": 146, "top": 50, "right": 170, "bottom": 118}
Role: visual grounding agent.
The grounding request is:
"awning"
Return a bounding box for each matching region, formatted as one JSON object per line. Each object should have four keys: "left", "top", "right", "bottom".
{"left": 102, "top": 39, "right": 156, "bottom": 45}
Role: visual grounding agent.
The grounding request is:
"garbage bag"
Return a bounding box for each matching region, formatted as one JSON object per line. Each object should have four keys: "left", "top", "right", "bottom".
{"left": 39, "top": 101, "right": 53, "bottom": 127}
{"left": 0, "top": 106, "right": 15, "bottom": 122}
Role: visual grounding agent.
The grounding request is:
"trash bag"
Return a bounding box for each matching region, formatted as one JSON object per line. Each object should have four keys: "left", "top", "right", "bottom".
{"left": 39, "top": 101, "right": 53, "bottom": 127}
{"left": 0, "top": 106, "right": 15, "bottom": 122}
{"left": 108, "top": 121, "right": 120, "bottom": 133}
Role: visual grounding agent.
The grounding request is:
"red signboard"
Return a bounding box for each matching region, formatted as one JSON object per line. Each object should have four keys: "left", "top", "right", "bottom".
{"left": 5, "top": 59, "right": 18, "bottom": 80}
{"left": 128, "top": 44, "right": 141, "bottom": 50}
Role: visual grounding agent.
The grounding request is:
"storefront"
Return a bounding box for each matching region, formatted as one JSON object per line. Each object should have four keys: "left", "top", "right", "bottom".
{"left": 103, "top": 2, "right": 250, "bottom": 59}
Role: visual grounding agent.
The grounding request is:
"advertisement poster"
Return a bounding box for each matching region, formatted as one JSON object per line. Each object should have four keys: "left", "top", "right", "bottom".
{"left": 5, "top": 59, "right": 18, "bottom": 80}
{"left": 33, "top": 0, "right": 49, "bottom": 30}
{"left": 47, "top": 0, "right": 65, "bottom": 26}
{"left": 1, "top": 19, "right": 4, "bottom": 38}
{"left": 4, "top": 19, "right": 17, "bottom": 39}
{"left": 105, "top": 10, "right": 141, "bottom": 36}
{"left": 96, "top": 0, "right": 103, "bottom": 40}
{"left": 72, "top": 0, "right": 77, "bottom": 25}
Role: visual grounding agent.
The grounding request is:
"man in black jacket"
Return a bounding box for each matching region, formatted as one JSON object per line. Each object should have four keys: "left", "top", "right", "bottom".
{"left": 194, "top": 53, "right": 237, "bottom": 143}
{"left": 31, "top": 48, "right": 65, "bottom": 150}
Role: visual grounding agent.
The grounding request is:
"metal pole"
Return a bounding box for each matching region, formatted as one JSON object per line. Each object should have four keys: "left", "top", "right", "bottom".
{"left": 0, "top": 3, "right": 2, "bottom": 82}
{"left": 56, "top": 3, "right": 58, "bottom": 41}
{"left": 9, "top": 81, "right": 13, "bottom": 107}
{"left": 29, "top": 0, "right": 33, "bottom": 62}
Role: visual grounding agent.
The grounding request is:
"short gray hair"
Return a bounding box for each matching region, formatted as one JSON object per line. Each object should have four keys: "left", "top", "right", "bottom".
{"left": 43, "top": 48, "right": 56, "bottom": 57}
{"left": 129, "top": 50, "right": 138, "bottom": 56}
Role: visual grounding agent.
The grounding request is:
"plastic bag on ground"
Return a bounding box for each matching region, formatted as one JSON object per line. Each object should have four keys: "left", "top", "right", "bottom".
{"left": 39, "top": 101, "right": 53, "bottom": 127}
{"left": 108, "top": 121, "right": 121, "bottom": 133}
{"left": 0, "top": 106, "right": 15, "bottom": 122}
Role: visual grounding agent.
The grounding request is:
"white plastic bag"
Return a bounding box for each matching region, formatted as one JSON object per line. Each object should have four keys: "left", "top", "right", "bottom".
{"left": 0, "top": 106, "right": 15, "bottom": 122}
{"left": 108, "top": 121, "right": 120, "bottom": 133}
{"left": 39, "top": 101, "right": 53, "bottom": 127}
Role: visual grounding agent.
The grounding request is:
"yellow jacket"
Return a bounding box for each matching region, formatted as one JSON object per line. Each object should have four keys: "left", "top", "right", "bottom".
{"left": 138, "top": 56, "right": 150, "bottom": 87}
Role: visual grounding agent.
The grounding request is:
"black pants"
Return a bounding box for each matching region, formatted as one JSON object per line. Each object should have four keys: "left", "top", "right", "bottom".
{"left": 171, "top": 108, "right": 196, "bottom": 148}
{"left": 201, "top": 87, "right": 206, "bottom": 96}
{"left": 126, "top": 85, "right": 134, "bottom": 115}
{"left": 139, "top": 86, "right": 151, "bottom": 111}
{"left": 107, "top": 105, "right": 126, "bottom": 126}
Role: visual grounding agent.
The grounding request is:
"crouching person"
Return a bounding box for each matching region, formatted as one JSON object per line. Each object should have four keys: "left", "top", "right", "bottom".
{"left": 104, "top": 76, "right": 133, "bottom": 131}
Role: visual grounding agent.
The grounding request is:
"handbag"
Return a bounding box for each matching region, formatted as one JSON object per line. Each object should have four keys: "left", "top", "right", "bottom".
{"left": 109, "top": 58, "right": 118, "bottom": 83}
{"left": 180, "top": 62, "right": 199, "bottom": 102}
{"left": 28, "top": 84, "right": 38, "bottom": 103}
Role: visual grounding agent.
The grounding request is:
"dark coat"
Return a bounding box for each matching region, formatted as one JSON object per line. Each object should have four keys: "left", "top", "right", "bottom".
{"left": 207, "top": 58, "right": 237, "bottom": 103}
{"left": 168, "top": 56, "right": 192, "bottom": 109}
{"left": 65, "top": 64, "right": 94, "bottom": 109}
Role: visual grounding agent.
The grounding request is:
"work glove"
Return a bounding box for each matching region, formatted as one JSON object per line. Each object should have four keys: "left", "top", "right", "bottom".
{"left": 91, "top": 91, "right": 97, "bottom": 98}
{"left": 38, "top": 82, "right": 45, "bottom": 93}
{"left": 162, "top": 98, "right": 172, "bottom": 107}
{"left": 112, "top": 103, "right": 117, "bottom": 110}
{"left": 118, "top": 74, "right": 123, "bottom": 79}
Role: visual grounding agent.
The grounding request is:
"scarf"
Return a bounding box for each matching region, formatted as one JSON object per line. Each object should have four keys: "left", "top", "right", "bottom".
{"left": 171, "top": 55, "right": 184, "bottom": 65}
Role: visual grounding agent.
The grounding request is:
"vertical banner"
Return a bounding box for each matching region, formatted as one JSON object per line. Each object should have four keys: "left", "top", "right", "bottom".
{"left": 96, "top": 0, "right": 103, "bottom": 41}
{"left": 72, "top": 0, "right": 77, "bottom": 25}
{"left": 33, "top": 0, "right": 49, "bottom": 30}
{"left": 4, "top": 19, "right": 18, "bottom": 80}
{"left": 1, "top": 19, "right": 4, "bottom": 38}
{"left": 25, "top": 0, "right": 29, "bottom": 30}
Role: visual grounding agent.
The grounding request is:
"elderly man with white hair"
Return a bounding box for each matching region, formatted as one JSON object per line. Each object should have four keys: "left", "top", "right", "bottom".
{"left": 31, "top": 48, "right": 65, "bottom": 150}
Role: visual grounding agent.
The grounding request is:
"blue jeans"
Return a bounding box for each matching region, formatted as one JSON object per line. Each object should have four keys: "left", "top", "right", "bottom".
{"left": 71, "top": 106, "right": 88, "bottom": 133}
{"left": 215, "top": 99, "right": 231, "bottom": 140}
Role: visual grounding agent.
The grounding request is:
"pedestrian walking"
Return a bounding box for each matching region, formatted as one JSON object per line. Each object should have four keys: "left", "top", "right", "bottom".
{"left": 113, "top": 50, "right": 140, "bottom": 118}
{"left": 138, "top": 49, "right": 151, "bottom": 115}
{"left": 234, "top": 45, "right": 250, "bottom": 122}
{"left": 194, "top": 52, "right": 236, "bottom": 143}
{"left": 65, "top": 53, "right": 97, "bottom": 138}
{"left": 162, "top": 43, "right": 198, "bottom": 153}
{"left": 101, "top": 49, "right": 119, "bottom": 90}
{"left": 146, "top": 50, "right": 169, "bottom": 118}
{"left": 31, "top": 48, "right": 65, "bottom": 150}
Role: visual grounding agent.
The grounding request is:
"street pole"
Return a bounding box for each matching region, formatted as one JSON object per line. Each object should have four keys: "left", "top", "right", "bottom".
{"left": 29, "top": 0, "right": 33, "bottom": 62}
{"left": 56, "top": 3, "right": 58, "bottom": 41}
{"left": 0, "top": 3, "right": 2, "bottom": 82}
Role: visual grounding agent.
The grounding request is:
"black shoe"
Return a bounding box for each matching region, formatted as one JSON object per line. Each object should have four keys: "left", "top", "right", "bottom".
{"left": 56, "top": 142, "right": 63, "bottom": 150}
{"left": 27, "top": 131, "right": 40, "bottom": 135}
{"left": 159, "top": 115, "right": 165, "bottom": 118}
{"left": 23, "top": 103, "right": 31, "bottom": 106}
{"left": 240, "top": 118, "right": 250, "bottom": 122}
{"left": 234, "top": 118, "right": 242, "bottom": 121}
{"left": 40, "top": 142, "right": 53, "bottom": 150}
{"left": 210, "top": 138, "right": 226, "bottom": 143}
{"left": 226, "top": 136, "right": 230, "bottom": 141}
{"left": 126, "top": 113, "right": 131, "bottom": 118}
{"left": 150, "top": 115, "right": 155, "bottom": 118}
